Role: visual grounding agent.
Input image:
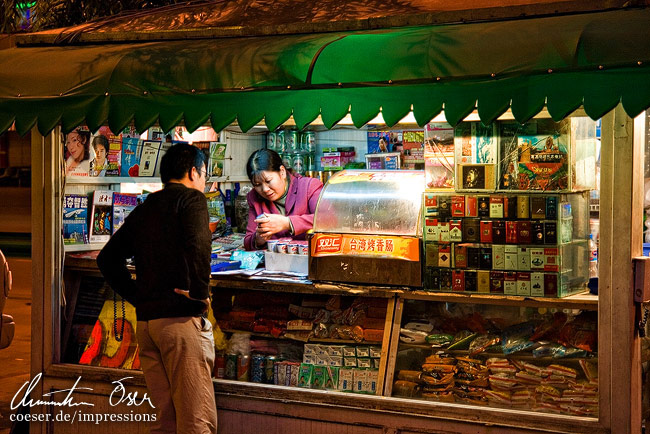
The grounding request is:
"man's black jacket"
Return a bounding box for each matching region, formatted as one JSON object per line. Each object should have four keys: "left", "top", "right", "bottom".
{"left": 97, "top": 183, "right": 211, "bottom": 321}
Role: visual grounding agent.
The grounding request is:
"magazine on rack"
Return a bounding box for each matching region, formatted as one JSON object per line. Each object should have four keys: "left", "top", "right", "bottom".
{"left": 112, "top": 193, "right": 138, "bottom": 234}
{"left": 63, "top": 194, "right": 89, "bottom": 245}
{"left": 88, "top": 190, "right": 113, "bottom": 243}
{"left": 138, "top": 141, "right": 161, "bottom": 177}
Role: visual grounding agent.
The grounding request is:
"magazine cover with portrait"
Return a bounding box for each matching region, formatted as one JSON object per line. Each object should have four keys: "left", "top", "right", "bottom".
{"left": 64, "top": 128, "right": 92, "bottom": 177}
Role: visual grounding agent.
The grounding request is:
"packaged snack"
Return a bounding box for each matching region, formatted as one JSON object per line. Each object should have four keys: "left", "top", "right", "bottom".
{"left": 425, "top": 353, "right": 456, "bottom": 365}
{"left": 297, "top": 363, "right": 313, "bottom": 388}
{"left": 324, "top": 366, "right": 340, "bottom": 390}
{"left": 579, "top": 359, "right": 598, "bottom": 382}
{"left": 400, "top": 328, "right": 428, "bottom": 344}
{"left": 422, "top": 372, "right": 455, "bottom": 386}
{"left": 515, "top": 371, "right": 543, "bottom": 385}
{"left": 393, "top": 380, "right": 421, "bottom": 397}
{"left": 484, "top": 389, "right": 512, "bottom": 405}
{"left": 403, "top": 321, "right": 434, "bottom": 333}
{"left": 501, "top": 321, "right": 536, "bottom": 355}
{"left": 287, "top": 319, "right": 313, "bottom": 331}
{"left": 486, "top": 358, "right": 517, "bottom": 375}
{"left": 469, "top": 334, "right": 501, "bottom": 355}
{"left": 339, "top": 368, "right": 355, "bottom": 391}
{"left": 369, "top": 346, "right": 382, "bottom": 358}
{"left": 397, "top": 370, "right": 423, "bottom": 383}
{"left": 357, "top": 358, "right": 372, "bottom": 368}
{"left": 448, "top": 331, "right": 478, "bottom": 350}
{"left": 356, "top": 346, "right": 370, "bottom": 357}
{"left": 311, "top": 365, "right": 326, "bottom": 389}
{"left": 421, "top": 364, "right": 456, "bottom": 375}
{"left": 489, "top": 373, "right": 519, "bottom": 389}
{"left": 548, "top": 364, "right": 578, "bottom": 379}
{"left": 425, "top": 333, "right": 454, "bottom": 347}
{"left": 422, "top": 390, "right": 455, "bottom": 402}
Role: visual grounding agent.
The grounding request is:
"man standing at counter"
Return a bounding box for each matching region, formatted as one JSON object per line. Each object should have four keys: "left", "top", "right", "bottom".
{"left": 97, "top": 143, "right": 217, "bottom": 434}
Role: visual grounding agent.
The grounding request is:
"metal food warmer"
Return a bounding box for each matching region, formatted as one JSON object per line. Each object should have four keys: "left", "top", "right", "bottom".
{"left": 309, "top": 170, "right": 425, "bottom": 287}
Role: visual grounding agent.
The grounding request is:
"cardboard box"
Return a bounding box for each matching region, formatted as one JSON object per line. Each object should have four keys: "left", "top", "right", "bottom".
{"left": 265, "top": 251, "right": 308, "bottom": 274}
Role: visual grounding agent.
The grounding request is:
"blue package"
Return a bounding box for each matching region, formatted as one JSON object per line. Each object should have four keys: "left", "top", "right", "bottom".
{"left": 210, "top": 260, "right": 241, "bottom": 273}
{"left": 230, "top": 250, "right": 264, "bottom": 270}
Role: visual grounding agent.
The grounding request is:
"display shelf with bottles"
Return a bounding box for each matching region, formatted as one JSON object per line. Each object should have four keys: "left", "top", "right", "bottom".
{"left": 386, "top": 299, "right": 598, "bottom": 418}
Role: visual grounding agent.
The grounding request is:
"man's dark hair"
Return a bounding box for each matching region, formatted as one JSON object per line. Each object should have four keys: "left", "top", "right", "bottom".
{"left": 160, "top": 143, "right": 207, "bottom": 184}
{"left": 92, "top": 135, "right": 109, "bottom": 153}
{"left": 246, "top": 149, "right": 285, "bottom": 182}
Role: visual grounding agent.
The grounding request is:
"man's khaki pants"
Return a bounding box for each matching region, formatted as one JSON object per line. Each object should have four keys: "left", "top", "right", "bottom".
{"left": 137, "top": 316, "right": 217, "bottom": 434}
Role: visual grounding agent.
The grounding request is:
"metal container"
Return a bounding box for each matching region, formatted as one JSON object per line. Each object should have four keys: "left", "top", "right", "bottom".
{"left": 251, "top": 354, "right": 265, "bottom": 383}
{"left": 265, "top": 355, "right": 276, "bottom": 384}
{"left": 237, "top": 355, "right": 250, "bottom": 381}
{"left": 225, "top": 354, "right": 238, "bottom": 379}
{"left": 301, "top": 131, "right": 316, "bottom": 153}
{"left": 214, "top": 353, "right": 226, "bottom": 379}
{"left": 291, "top": 153, "right": 305, "bottom": 175}
{"left": 267, "top": 131, "right": 276, "bottom": 151}
{"left": 276, "top": 129, "right": 286, "bottom": 153}
{"left": 285, "top": 129, "right": 300, "bottom": 153}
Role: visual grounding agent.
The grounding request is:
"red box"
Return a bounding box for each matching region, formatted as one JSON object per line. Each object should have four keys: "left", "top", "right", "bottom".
{"left": 452, "top": 270, "right": 465, "bottom": 292}
{"left": 454, "top": 245, "right": 468, "bottom": 268}
{"left": 544, "top": 248, "right": 559, "bottom": 272}
{"left": 438, "top": 244, "right": 452, "bottom": 267}
{"left": 505, "top": 221, "right": 518, "bottom": 244}
{"left": 465, "top": 196, "right": 478, "bottom": 217}
{"left": 490, "top": 271, "right": 504, "bottom": 293}
{"left": 544, "top": 273, "right": 558, "bottom": 297}
{"left": 480, "top": 220, "right": 493, "bottom": 243}
{"left": 424, "top": 194, "right": 437, "bottom": 208}
{"left": 517, "top": 221, "right": 532, "bottom": 244}
{"left": 451, "top": 196, "right": 465, "bottom": 217}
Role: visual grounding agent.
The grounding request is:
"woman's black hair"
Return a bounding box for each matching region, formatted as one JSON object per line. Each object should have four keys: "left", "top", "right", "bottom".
{"left": 92, "top": 135, "right": 109, "bottom": 153}
{"left": 66, "top": 129, "right": 91, "bottom": 161}
{"left": 246, "top": 149, "right": 285, "bottom": 182}
{"left": 160, "top": 143, "right": 207, "bottom": 184}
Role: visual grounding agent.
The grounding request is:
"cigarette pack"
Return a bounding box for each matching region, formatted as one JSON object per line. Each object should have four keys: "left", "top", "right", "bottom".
{"left": 516, "top": 272, "right": 531, "bottom": 296}
{"left": 451, "top": 195, "right": 465, "bottom": 217}
{"left": 492, "top": 245, "right": 505, "bottom": 269}
{"left": 464, "top": 270, "right": 478, "bottom": 292}
{"left": 489, "top": 196, "right": 504, "bottom": 218}
{"left": 477, "top": 270, "right": 490, "bottom": 293}
{"left": 531, "top": 272, "right": 545, "bottom": 296}
{"left": 452, "top": 270, "right": 465, "bottom": 292}
{"left": 518, "top": 247, "right": 530, "bottom": 271}
{"left": 454, "top": 245, "right": 468, "bottom": 268}
{"left": 490, "top": 271, "right": 504, "bottom": 293}
{"left": 465, "top": 195, "right": 478, "bottom": 217}
{"left": 504, "top": 272, "right": 517, "bottom": 295}
{"left": 492, "top": 221, "right": 506, "bottom": 244}
{"left": 449, "top": 220, "right": 463, "bottom": 242}
{"left": 480, "top": 220, "right": 493, "bottom": 243}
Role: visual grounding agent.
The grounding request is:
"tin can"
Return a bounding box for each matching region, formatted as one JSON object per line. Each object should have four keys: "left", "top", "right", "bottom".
{"left": 267, "top": 131, "right": 276, "bottom": 151}
{"left": 276, "top": 129, "right": 286, "bottom": 153}
{"left": 225, "top": 354, "right": 238, "bottom": 379}
{"left": 276, "top": 242, "right": 288, "bottom": 254}
{"left": 288, "top": 243, "right": 299, "bottom": 255}
{"left": 280, "top": 153, "right": 292, "bottom": 169}
{"left": 286, "top": 129, "right": 300, "bottom": 153}
{"left": 291, "top": 153, "right": 305, "bottom": 175}
{"left": 264, "top": 355, "right": 276, "bottom": 384}
{"left": 251, "top": 354, "right": 265, "bottom": 383}
{"left": 305, "top": 152, "right": 316, "bottom": 171}
{"left": 214, "top": 353, "right": 226, "bottom": 379}
{"left": 298, "top": 245, "right": 309, "bottom": 255}
{"left": 237, "top": 355, "right": 250, "bottom": 381}
{"left": 301, "top": 131, "right": 316, "bottom": 153}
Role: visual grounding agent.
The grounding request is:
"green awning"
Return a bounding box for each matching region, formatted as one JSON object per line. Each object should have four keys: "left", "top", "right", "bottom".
{"left": 1, "top": 8, "right": 649, "bottom": 136}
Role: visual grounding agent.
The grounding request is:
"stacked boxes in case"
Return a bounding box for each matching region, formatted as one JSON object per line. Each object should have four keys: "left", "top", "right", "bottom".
{"left": 299, "top": 344, "right": 381, "bottom": 394}
{"left": 422, "top": 192, "right": 589, "bottom": 297}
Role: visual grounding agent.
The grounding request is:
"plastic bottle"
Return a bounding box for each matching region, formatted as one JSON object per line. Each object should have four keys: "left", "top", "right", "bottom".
{"left": 589, "top": 234, "right": 598, "bottom": 278}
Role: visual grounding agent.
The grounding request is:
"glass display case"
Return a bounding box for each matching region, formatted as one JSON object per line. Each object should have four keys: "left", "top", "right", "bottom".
{"left": 389, "top": 300, "right": 598, "bottom": 417}
{"left": 310, "top": 170, "right": 425, "bottom": 286}
{"left": 498, "top": 117, "right": 598, "bottom": 192}
{"left": 422, "top": 191, "right": 590, "bottom": 297}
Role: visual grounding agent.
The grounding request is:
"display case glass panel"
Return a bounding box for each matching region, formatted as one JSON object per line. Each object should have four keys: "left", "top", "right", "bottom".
{"left": 498, "top": 117, "right": 597, "bottom": 192}
{"left": 391, "top": 300, "right": 598, "bottom": 417}
{"left": 313, "top": 170, "right": 425, "bottom": 236}
{"left": 422, "top": 191, "right": 590, "bottom": 297}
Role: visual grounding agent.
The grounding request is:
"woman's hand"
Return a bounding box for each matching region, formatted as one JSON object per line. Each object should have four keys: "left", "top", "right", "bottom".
{"left": 255, "top": 213, "right": 291, "bottom": 241}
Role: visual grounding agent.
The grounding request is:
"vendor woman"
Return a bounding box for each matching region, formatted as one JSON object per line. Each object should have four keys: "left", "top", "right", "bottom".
{"left": 244, "top": 149, "right": 323, "bottom": 250}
